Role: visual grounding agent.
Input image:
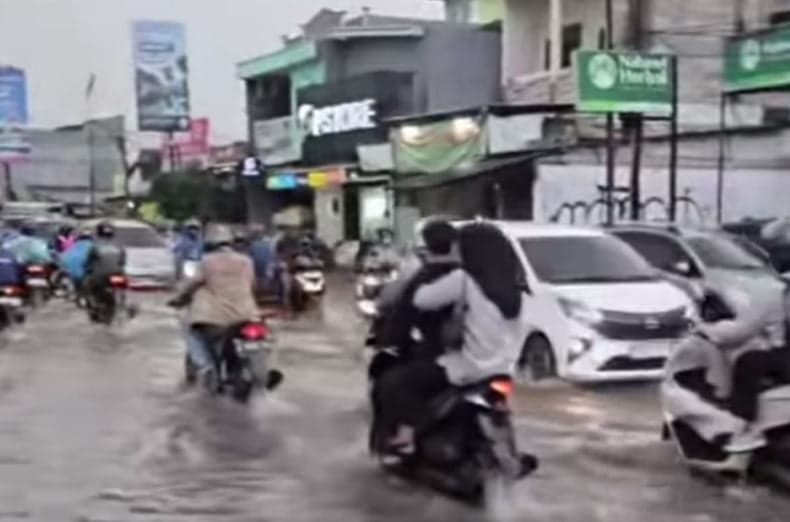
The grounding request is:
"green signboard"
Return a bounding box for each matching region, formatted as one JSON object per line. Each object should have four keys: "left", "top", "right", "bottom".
{"left": 724, "top": 25, "right": 790, "bottom": 92}
{"left": 574, "top": 50, "right": 675, "bottom": 114}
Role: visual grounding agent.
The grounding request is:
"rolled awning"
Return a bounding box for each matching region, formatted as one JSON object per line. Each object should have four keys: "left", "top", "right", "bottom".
{"left": 394, "top": 154, "right": 539, "bottom": 190}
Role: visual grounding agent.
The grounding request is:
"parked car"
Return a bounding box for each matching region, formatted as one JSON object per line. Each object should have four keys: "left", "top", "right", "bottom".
{"left": 609, "top": 223, "right": 787, "bottom": 347}
{"left": 83, "top": 219, "right": 176, "bottom": 290}
{"left": 723, "top": 217, "right": 790, "bottom": 274}
{"left": 482, "top": 222, "right": 694, "bottom": 383}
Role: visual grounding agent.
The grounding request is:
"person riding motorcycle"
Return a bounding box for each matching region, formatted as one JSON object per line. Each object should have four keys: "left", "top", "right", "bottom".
{"left": 172, "top": 218, "right": 203, "bottom": 279}
{"left": 169, "top": 224, "right": 271, "bottom": 386}
{"left": 60, "top": 227, "right": 94, "bottom": 298}
{"left": 662, "top": 288, "right": 790, "bottom": 457}
{"left": 54, "top": 224, "right": 76, "bottom": 253}
{"left": 83, "top": 221, "right": 126, "bottom": 317}
{"left": 4, "top": 223, "right": 52, "bottom": 266}
{"left": 378, "top": 222, "right": 530, "bottom": 454}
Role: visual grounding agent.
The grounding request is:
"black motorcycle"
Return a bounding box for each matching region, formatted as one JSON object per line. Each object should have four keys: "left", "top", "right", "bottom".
{"left": 367, "top": 344, "right": 537, "bottom": 502}
{"left": 184, "top": 321, "right": 281, "bottom": 402}
{"left": 87, "top": 274, "right": 129, "bottom": 325}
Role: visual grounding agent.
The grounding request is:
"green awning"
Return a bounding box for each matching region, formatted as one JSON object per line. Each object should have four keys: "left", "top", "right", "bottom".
{"left": 394, "top": 154, "right": 537, "bottom": 190}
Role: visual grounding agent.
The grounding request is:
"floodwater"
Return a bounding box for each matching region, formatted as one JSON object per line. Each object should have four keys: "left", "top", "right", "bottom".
{"left": 0, "top": 278, "right": 788, "bottom": 521}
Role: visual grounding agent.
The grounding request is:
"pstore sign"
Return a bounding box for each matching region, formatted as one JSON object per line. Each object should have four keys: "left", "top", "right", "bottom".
{"left": 298, "top": 99, "right": 377, "bottom": 137}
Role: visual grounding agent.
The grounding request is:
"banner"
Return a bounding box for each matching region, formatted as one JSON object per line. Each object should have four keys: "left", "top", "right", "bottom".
{"left": 0, "top": 66, "right": 31, "bottom": 161}
{"left": 725, "top": 25, "right": 790, "bottom": 92}
{"left": 132, "top": 20, "right": 191, "bottom": 131}
{"left": 574, "top": 50, "right": 675, "bottom": 114}
{"left": 392, "top": 117, "right": 485, "bottom": 174}
{"left": 163, "top": 117, "right": 209, "bottom": 163}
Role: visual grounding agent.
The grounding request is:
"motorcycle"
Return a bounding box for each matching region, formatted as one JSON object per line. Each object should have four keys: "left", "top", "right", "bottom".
{"left": 0, "top": 284, "right": 25, "bottom": 329}
{"left": 662, "top": 378, "right": 790, "bottom": 487}
{"left": 184, "top": 320, "right": 280, "bottom": 402}
{"left": 87, "top": 273, "right": 130, "bottom": 325}
{"left": 367, "top": 336, "right": 537, "bottom": 501}
{"left": 355, "top": 264, "right": 398, "bottom": 319}
{"left": 290, "top": 255, "right": 325, "bottom": 312}
{"left": 24, "top": 263, "right": 52, "bottom": 307}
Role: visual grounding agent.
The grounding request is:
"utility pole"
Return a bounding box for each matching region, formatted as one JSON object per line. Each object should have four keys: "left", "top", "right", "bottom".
{"left": 85, "top": 74, "right": 97, "bottom": 216}
{"left": 628, "top": 0, "right": 644, "bottom": 220}
{"left": 605, "top": 0, "right": 616, "bottom": 225}
{"left": 549, "top": 0, "right": 563, "bottom": 102}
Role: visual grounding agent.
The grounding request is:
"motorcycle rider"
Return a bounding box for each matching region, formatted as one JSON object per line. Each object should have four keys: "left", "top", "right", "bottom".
{"left": 169, "top": 224, "right": 282, "bottom": 390}
{"left": 83, "top": 221, "right": 126, "bottom": 318}
{"left": 172, "top": 218, "right": 203, "bottom": 279}
{"left": 5, "top": 222, "right": 52, "bottom": 266}
{"left": 248, "top": 224, "right": 275, "bottom": 296}
{"left": 54, "top": 224, "right": 76, "bottom": 254}
{"left": 60, "top": 227, "right": 94, "bottom": 299}
{"left": 379, "top": 222, "right": 529, "bottom": 454}
{"left": 662, "top": 288, "right": 788, "bottom": 456}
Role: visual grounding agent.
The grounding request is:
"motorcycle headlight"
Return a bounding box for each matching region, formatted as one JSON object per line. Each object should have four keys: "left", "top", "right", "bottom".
{"left": 557, "top": 297, "right": 604, "bottom": 325}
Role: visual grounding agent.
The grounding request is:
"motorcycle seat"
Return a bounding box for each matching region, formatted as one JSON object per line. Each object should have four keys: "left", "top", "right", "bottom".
{"left": 761, "top": 385, "right": 790, "bottom": 401}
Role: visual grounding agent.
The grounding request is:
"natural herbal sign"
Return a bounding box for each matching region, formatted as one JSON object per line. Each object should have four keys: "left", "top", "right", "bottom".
{"left": 574, "top": 50, "right": 675, "bottom": 114}
{"left": 725, "top": 26, "right": 790, "bottom": 92}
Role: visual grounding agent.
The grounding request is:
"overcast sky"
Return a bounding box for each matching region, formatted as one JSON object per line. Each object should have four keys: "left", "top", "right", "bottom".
{"left": 0, "top": 0, "right": 442, "bottom": 148}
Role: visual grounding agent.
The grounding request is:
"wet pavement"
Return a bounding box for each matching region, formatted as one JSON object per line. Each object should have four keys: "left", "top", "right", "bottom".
{"left": 1, "top": 277, "right": 789, "bottom": 521}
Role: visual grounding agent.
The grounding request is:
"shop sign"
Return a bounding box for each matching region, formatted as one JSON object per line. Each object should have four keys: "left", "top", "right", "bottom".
{"left": 574, "top": 50, "right": 675, "bottom": 114}
{"left": 0, "top": 66, "right": 31, "bottom": 161}
{"left": 253, "top": 116, "right": 301, "bottom": 165}
{"left": 266, "top": 167, "right": 346, "bottom": 190}
{"left": 725, "top": 25, "right": 790, "bottom": 92}
{"left": 297, "top": 99, "right": 377, "bottom": 137}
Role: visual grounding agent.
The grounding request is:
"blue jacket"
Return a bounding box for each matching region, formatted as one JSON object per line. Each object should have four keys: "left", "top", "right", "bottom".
{"left": 60, "top": 239, "right": 93, "bottom": 280}
{"left": 173, "top": 234, "right": 203, "bottom": 262}
{"left": 0, "top": 248, "right": 23, "bottom": 286}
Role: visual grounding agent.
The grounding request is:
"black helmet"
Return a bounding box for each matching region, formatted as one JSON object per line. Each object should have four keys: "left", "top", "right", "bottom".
{"left": 19, "top": 222, "right": 35, "bottom": 236}
{"left": 96, "top": 220, "right": 115, "bottom": 239}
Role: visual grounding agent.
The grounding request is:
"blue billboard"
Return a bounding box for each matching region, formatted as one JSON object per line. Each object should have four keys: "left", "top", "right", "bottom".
{"left": 132, "top": 20, "right": 191, "bottom": 132}
{"left": 0, "top": 67, "right": 31, "bottom": 160}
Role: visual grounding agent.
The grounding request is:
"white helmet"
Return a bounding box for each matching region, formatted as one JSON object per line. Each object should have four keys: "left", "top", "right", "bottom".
{"left": 203, "top": 224, "right": 233, "bottom": 246}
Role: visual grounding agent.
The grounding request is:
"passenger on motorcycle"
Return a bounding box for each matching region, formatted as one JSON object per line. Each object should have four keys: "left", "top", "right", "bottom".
{"left": 379, "top": 222, "right": 529, "bottom": 454}
{"left": 83, "top": 221, "right": 126, "bottom": 317}
{"left": 60, "top": 228, "right": 94, "bottom": 297}
{"left": 54, "top": 224, "right": 76, "bottom": 254}
{"left": 170, "top": 224, "right": 265, "bottom": 385}
{"left": 4, "top": 223, "right": 52, "bottom": 266}
{"left": 247, "top": 224, "right": 276, "bottom": 295}
{"left": 662, "top": 288, "right": 790, "bottom": 455}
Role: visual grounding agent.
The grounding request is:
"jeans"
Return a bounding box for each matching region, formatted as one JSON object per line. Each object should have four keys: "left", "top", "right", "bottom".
{"left": 184, "top": 326, "right": 214, "bottom": 371}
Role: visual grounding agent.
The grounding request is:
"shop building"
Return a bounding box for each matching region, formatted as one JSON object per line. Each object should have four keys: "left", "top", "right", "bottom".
{"left": 237, "top": 9, "right": 501, "bottom": 244}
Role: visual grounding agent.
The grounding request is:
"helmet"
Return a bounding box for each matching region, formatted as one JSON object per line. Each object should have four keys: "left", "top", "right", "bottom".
{"left": 204, "top": 224, "right": 233, "bottom": 246}
{"left": 184, "top": 218, "right": 201, "bottom": 230}
{"left": 19, "top": 222, "right": 35, "bottom": 236}
{"left": 95, "top": 220, "right": 115, "bottom": 239}
{"left": 59, "top": 224, "right": 74, "bottom": 236}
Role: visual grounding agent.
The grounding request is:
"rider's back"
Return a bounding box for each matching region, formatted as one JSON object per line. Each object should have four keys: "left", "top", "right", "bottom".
{"left": 89, "top": 238, "right": 124, "bottom": 277}
{"left": 189, "top": 248, "right": 258, "bottom": 327}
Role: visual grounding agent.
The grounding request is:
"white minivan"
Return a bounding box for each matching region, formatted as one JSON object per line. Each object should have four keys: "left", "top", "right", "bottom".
{"left": 490, "top": 222, "right": 695, "bottom": 383}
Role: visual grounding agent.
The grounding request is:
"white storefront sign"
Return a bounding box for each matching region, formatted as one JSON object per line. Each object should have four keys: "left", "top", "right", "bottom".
{"left": 298, "top": 98, "right": 377, "bottom": 137}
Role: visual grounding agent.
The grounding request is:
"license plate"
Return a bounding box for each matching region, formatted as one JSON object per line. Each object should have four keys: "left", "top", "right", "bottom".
{"left": 630, "top": 341, "right": 671, "bottom": 359}
{"left": 0, "top": 297, "right": 22, "bottom": 307}
{"left": 27, "top": 278, "right": 48, "bottom": 287}
{"left": 238, "top": 340, "right": 266, "bottom": 353}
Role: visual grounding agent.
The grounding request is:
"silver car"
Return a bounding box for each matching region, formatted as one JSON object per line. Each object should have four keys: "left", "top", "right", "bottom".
{"left": 610, "top": 224, "right": 788, "bottom": 346}
{"left": 84, "top": 219, "right": 176, "bottom": 290}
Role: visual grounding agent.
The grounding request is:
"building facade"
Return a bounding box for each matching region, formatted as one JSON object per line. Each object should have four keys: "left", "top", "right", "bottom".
{"left": 237, "top": 11, "right": 501, "bottom": 243}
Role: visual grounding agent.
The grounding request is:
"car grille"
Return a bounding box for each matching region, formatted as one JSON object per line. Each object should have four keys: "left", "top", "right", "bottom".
{"left": 593, "top": 307, "right": 689, "bottom": 340}
{"left": 599, "top": 357, "right": 666, "bottom": 371}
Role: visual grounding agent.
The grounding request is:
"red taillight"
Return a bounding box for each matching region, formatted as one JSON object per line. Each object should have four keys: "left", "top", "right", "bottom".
{"left": 490, "top": 379, "right": 514, "bottom": 398}
{"left": 241, "top": 322, "right": 267, "bottom": 340}
{"left": 26, "top": 265, "right": 45, "bottom": 274}
{"left": 109, "top": 275, "right": 128, "bottom": 288}
{"left": 1, "top": 286, "right": 22, "bottom": 296}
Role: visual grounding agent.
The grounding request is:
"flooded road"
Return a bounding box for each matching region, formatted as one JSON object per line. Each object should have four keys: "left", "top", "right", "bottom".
{"left": 1, "top": 281, "right": 789, "bottom": 521}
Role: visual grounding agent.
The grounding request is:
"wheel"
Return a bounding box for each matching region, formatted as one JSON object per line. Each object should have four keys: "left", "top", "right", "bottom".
{"left": 517, "top": 335, "right": 556, "bottom": 382}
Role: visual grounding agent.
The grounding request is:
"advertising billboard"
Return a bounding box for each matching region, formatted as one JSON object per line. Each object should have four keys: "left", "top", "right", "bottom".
{"left": 724, "top": 25, "right": 790, "bottom": 92}
{"left": 0, "top": 66, "right": 31, "bottom": 161}
{"left": 132, "top": 20, "right": 191, "bottom": 132}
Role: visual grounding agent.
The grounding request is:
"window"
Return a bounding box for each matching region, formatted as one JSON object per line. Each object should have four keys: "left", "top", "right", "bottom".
{"left": 685, "top": 235, "right": 766, "bottom": 270}
{"left": 562, "top": 23, "right": 583, "bottom": 68}
{"left": 770, "top": 10, "right": 790, "bottom": 26}
{"left": 613, "top": 232, "right": 697, "bottom": 275}
{"left": 519, "top": 235, "right": 657, "bottom": 284}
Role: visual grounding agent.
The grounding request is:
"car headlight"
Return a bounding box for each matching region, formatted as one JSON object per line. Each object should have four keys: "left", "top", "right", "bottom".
{"left": 557, "top": 297, "right": 604, "bottom": 325}
{"left": 567, "top": 337, "right": 593, "bottom": 363}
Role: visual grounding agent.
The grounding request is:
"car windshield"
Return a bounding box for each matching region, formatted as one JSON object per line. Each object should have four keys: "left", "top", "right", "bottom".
{"left": 114, "top": 226, "right": 167, "bottom": 248}
{"left": 685, "top": 235, "right": 766, "bottom": 270}
{"left": 519, "top": 235, "right": 658, "bottom": 284}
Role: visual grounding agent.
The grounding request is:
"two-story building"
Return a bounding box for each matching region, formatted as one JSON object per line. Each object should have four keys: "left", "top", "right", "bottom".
{"left": 434, "top": 0, "right": 790, "bottom": 223}
{"left": 237, "top": 9, "right": 501, "bottom": 244}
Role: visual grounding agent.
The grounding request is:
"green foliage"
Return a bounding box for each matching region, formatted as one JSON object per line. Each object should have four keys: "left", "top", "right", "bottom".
{"left": 148, "top": 169, "right": 205, "bottom": 222}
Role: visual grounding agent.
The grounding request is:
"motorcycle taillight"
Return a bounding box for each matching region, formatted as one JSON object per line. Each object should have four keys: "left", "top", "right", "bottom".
{"left": 241, "top": 322, "right": 267, "bottom": 340}
{"left": 1, "top": 286, "right": 22, "bottom": 296}
{"left": 26, "top": 265, "right": 45, "bottom": 274}
{"left": 109, "top": 275, "right": 128, "bottom": 288}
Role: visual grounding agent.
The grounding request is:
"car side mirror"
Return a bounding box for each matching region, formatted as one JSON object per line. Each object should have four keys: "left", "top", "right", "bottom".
{"left": 517, "top": 281, "right": 531, "bottom": 295}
